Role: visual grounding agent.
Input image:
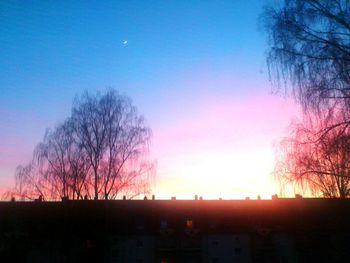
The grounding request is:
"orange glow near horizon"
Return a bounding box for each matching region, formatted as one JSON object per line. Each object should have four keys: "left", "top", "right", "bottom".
{"left": 153, "top": 149, "right": 278, "bottom": 200}
{"left": 0, "top": 1, "right": 304, "bottom": 201}
{"left": 0, "top": 84, "right": 301, "bottom": 200}
{"left": 150, "top": 92, "right": 301, "bottom": 200}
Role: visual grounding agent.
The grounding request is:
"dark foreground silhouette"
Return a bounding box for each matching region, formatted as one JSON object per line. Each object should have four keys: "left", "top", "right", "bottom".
{"left": 0, "top": 198, "right": 350, "bottom": 263}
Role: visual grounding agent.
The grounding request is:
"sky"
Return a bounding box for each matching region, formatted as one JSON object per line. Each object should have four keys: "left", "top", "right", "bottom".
{"left": 0, "top": 0, "right": 300, "bottom": 199}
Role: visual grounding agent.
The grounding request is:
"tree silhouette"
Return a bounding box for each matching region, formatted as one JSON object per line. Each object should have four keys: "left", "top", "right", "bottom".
{"left": 275, "top": 108, "right": 350, "bottom": 197}
{"left": 263, "top": 0, "right": 350, "bottom": 196}
{"left": 33, "top": 119, "right": 90, "bottom": 200}
{"left": 263, "top": 0, "right": 350, "bottom": 112}
{"left": 9, "top": 90, "right": 154, "bottom": 200}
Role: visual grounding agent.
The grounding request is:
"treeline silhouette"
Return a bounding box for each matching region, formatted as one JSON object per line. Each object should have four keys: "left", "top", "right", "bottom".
{"left": 5, "top": 90, "right": 154, "bottom": 201}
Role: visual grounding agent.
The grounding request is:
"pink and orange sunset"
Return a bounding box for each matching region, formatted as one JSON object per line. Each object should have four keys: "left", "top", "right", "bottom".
{"left": 152, "top": 91, "right": 300, "bottom": 199}
{"left": 2, "top": 1, "right": 350, "bottom": 262}
{"left": 0, "top": 1, "right": 303, "bottom": 200}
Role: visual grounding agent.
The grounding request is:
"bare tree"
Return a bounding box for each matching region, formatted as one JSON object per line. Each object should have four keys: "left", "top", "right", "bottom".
{"left": 11, "top": 163, "right": 47, "bottom": 200}
{"left": 10, "top": 89, "right": 154, "bottom": 201}
{"left": 275, "top": 107, "right": 350, "bottom": 197}
{"left": 263, "top": 0, "right": 350, "bottom": 110}
{"left": 72, "top": 90, "right": 153, "bottom": 200}
{"left": 33, "top": 120, "right": 90, "bottom": 200}
{"left": 263, "top": 0, "right": 350, "bottom": 196}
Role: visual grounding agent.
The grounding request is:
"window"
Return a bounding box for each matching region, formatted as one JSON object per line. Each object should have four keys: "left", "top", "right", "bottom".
{"left": 160, "top": 219, "right": 168, "bottom": 229}
{"left": 186, "top": 219, "right": 193, "bottom": 229}
{"left": 136, "top": 239, "right": 143, "bottom": 248}
{"left": 212, "top": 241, "right": 219, "bottom": 247}
{"left": 281, "top": 256, "right": 289, "bottom": 263}
{"left": 235, "top": 247, "right": 241, "bottom": 255}
{"left": 136, "top": 219, "right": 144, "bottom": 230}
{"left": 86, "top": 239, "right": 93, "bottom": 249}
{"left": 209, "top": 221, "right": 217, "bottom": 229}
{"left": 161, "top": 259, "right": 167, "bottom": 263}
{"left": 111, "top": 247, "right": 119, "bottom": 257}
{"left": 211, "top": 257, "right": 219, "bottom": 263}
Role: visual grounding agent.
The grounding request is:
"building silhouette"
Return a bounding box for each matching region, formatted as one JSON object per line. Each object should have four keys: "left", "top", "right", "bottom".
{"left": 0, "top": 197, "right": 349, "bottom": 262}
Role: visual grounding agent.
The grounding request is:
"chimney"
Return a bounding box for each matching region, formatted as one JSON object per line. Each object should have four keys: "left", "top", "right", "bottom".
{"left": 194, "top": 195, "right": 198, "bottom": 200}
{"left": 199, "top": 196, "right": 203, "bottom": 201}
{"left": 295, "top": 194, "right": 302, "bottom": 199}
{"left": 245, "top": 197, "right": 250, "bottom": 200}
{"left": 34, "top": 195, "right": 43, "bottom": 202}
{"left": 272, "top": 194, "right": 278, "bottom": 200}
{"left": 123, "top": 195, "right": 126, "bottom": 200}
{"left": 171, "top": 196, "right": 176, "bottom": 201}
{"left": 152, "top": 194, "right": 155, "bottom": 200}
{"left": 144, "top": 196, "right": 148, "bottom": 200}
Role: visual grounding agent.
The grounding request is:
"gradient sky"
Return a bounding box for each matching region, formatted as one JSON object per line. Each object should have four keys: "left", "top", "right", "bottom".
{"left": 0, "top": 0, "right": 300, "bottom": 199}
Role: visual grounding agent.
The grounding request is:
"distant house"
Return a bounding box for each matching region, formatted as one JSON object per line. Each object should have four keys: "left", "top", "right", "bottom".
{"left": 0, "top": 198, "right": 349, "bottom": 262}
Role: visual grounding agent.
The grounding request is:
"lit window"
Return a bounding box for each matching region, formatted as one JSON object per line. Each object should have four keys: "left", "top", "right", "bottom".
{"left": 186, "top": 219, "right": 193, "bottom": 228}
{"left": 86, "top": 239, "right": 93, "bottom": 249}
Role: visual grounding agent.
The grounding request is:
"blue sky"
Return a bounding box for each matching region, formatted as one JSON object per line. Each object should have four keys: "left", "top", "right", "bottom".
{"left": 0, "top": 0, "right": 300, "bottom": 198}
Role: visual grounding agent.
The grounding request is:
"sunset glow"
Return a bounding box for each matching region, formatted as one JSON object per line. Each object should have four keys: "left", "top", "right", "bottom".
{"left": 1, "top": 1, "right": 349, "bottom": 262}
{"left": 0, "top": 0, "right": 301, "bottom": 199}
{"left": 151, "top": 93, "right": 300, "bottom": 199}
